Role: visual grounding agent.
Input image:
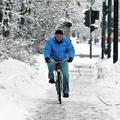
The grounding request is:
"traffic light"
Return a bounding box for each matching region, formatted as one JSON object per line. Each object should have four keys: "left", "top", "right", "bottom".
{"left": 91, "top": 10, "right": 99, "bottom": 24}
{"left": 84, "top": 10, "right": 90, "bottom": 27}
{"left": 90, "top": 25, "right": 98, "bottom": 32}
{"left": 83, "top": 9, "right": 99, "bottom": 27}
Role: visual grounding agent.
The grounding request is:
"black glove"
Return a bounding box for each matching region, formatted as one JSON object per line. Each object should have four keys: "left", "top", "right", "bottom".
{"left": 45, "top": 57, "right": 51, "bottom": 63}
{"left": 68, "top": 57, "right": 73, "bottom": 62}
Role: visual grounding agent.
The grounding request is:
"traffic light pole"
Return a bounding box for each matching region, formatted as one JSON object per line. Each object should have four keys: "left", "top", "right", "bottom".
{"left": 83, "top": 3, "right": 99, "bottom": 59}
{"left": 90, "top": 7, "right": 92, "bottom": 59}
{"left": 113, "top": 0, "right": 119, "bottom": 63}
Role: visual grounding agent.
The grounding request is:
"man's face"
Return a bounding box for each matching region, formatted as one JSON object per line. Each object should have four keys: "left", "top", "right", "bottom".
{"left": 55, "top": 34, "right": 63, "bottom": 42}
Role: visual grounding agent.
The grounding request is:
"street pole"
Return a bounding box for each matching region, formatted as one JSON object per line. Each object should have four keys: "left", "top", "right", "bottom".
{"left": 107, "top": 0, "right": 112, "bottom": 58}
{"left": 113, "top": 0, "right": 119, "bottom": 63}
{"left": 89, "top": 0, "right": 93, "bottom": 59}
{"left": 101, "top": 1, "right": 107, "bottom": 59}
{"left": 90, "top": 6, "right": 92, "bottom": 59}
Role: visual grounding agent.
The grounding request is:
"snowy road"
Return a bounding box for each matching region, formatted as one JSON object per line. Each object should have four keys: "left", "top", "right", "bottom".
{"left": 25, "top": 57, "right": 120, "bottom": 120}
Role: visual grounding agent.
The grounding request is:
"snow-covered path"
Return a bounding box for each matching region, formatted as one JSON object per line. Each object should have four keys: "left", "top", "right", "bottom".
{"left": 25, "top": 57, "right": 120, "bottom": 120}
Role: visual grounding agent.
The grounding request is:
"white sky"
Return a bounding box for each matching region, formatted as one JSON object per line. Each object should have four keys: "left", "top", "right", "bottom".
{"left": 0, "top": 39, "right": 120, "bottom": 120}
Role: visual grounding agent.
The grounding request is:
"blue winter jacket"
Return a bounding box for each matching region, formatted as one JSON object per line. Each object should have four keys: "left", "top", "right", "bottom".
{"left": 44, "top": 36, "right": 75, "bottom": 61}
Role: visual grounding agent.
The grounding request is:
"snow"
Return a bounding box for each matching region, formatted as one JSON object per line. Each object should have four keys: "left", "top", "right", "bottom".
{"left": 0, "top": 56, "right": 49, "bottom": 120}
{"left": 96, "top": 58, "right": 120, "bottom": 105}
{"left": 71, "top": 37, "right": 101, "bottom": 56}
{"left": 0, "top": 41, "right": 120, "bottom": 120}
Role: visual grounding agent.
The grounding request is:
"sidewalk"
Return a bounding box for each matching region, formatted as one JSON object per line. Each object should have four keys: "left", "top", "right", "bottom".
{"left": 72, "top": 41, "right": 101, "bottom": 58}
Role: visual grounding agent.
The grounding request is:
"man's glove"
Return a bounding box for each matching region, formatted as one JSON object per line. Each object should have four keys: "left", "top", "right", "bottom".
{"left": 68, "top": 57, "right": 73, "bottom": 62}
{"left": 45, "top": 57, "right": 51, "bottom": 63}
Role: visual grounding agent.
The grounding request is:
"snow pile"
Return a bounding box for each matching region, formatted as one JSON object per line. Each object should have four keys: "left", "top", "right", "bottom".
{"left": 97, "top": 58, "right": 120, "bottom": 105}
{"left": 0, "top": 55, "right": 49, "bottom": 120}
{"left": 0, "top": 96, "right": 25, "bottom": 120}
{"left": 97, "top": 58, "right": 120, "bottom": 87}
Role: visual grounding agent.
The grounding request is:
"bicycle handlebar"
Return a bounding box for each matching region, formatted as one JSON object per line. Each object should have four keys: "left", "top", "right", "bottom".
{"left": 54, "top": 58, "right": 68, "bottom": 64}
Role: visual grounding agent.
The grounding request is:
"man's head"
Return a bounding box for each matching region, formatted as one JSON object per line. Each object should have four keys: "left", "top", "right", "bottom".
{"left": 55, "top": 30, "right": 63, "bottom": 42}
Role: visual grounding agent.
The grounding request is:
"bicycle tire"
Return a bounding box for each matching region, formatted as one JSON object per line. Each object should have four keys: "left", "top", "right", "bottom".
{"left": 57, "top": 72, "right": 62, "bottom": 104}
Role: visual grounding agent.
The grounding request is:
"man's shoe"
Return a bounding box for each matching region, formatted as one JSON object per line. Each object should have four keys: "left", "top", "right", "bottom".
{"left": 63, "top": 93, "right": 69, "bottom": 98}
{"left": 49, "top": 79, "right": 55, "bottom": 84}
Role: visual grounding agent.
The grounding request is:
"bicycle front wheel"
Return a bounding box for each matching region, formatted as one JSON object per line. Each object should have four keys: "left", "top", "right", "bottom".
{"left": 58, "top": 79, "right": 62, "bottom": 104}
{"left": 56, "top": 72, "right": 62, "bottom": 104}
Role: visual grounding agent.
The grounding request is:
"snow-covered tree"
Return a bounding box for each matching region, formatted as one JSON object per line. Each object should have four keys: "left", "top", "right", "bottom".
{"left": 0, "top": 0, "right": 104, "bottom": 62}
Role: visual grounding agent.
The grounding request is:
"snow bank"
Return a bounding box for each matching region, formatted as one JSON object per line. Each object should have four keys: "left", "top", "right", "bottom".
{"left": 0, "top": 54, "right": 49, "bottom": 120}
{"left": 97, "top": 58, "right": 120, "bottom": 87}
{"left": 0, "top": 96, "right": 25, "bottom": 120}
{"left": 96, "top": 58, "right": 120, "bottom": 105}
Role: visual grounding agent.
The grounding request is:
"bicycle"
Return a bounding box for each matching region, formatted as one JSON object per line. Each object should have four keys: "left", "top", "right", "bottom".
{"left": 54, "top": 59, "right": 67, "bottom": 104}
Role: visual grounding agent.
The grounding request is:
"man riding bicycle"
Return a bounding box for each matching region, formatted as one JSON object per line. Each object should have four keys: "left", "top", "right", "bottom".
{"left": 44, "top": 30, "right": 75, "bottom": 97}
